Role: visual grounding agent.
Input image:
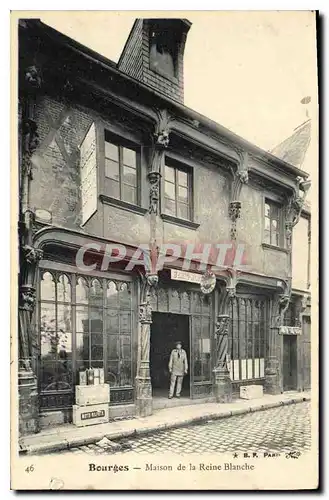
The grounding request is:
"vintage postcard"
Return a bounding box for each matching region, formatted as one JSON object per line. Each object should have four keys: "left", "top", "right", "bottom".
{"left": 11, "top": 10, "right": 319, "bottom": 490}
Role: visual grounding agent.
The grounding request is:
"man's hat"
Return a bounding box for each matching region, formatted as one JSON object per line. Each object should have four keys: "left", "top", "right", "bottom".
{"left": 175, "top": 341, "right": 182, "bottom": 347}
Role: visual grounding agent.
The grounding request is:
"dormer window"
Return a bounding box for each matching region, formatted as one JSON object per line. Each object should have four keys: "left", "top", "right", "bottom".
{"left": 149, "top": 29, "right": 177, "bottom": 79}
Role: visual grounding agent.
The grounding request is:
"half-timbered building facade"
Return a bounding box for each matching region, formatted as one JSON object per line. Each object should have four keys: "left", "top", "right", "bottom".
{"left": 18, "top": 18, "right": 311, "bottom": 434}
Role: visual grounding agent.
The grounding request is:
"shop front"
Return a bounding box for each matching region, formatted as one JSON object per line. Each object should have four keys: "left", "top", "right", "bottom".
{"left": 35, "top": 252, "right": 217, "bottom": 427}
{"left": 32, "top": 230, "right": 288, "bottom": 429}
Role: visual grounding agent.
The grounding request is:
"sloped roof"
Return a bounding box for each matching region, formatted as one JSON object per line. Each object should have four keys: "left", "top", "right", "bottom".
{"left": 271, "top": 119, "right": 312, "bottom": 214}
{"left": 270, "top": 120, "right": 311, "bottom": 168}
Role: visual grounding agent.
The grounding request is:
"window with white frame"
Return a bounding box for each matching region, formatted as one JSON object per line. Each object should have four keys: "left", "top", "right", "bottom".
{"left": 163, "top": 161, "right": 192, "bottom": 220}
{"left": 264, "top": 199, "right": 282, "bottom": 246}
{"left": 104, "top": 131, "right": 140, "bottom": 205}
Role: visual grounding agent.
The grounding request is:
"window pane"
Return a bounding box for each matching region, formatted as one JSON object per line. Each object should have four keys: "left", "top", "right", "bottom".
{"left": 40, "top": 360, "right": 72, "bottom": 391}
{"left": 119, "top": 360, "right": 132, "bottom": 386}
{"left": 121, "top": 335, "right": 131, "bottom": 359}
{"left": 264, "top": 216, "right": 270, "bottom": 230}
{"left": 178, "top": 170, "right": 188, "bottom": 187}
{"left": 265, "top": 203, "right": 271, "bottom": 217}
{"left": 90, "top": 309, "right": 103, "bottom": 331}
{"left": 57, "top": 304, "right": 72, "bottom": 353}
{"left": 108, "top": 360, "right": 119, "bottom": 386}
{"left": 91, "top": 342, "right": 103, "bottom": 361}
{"left": 40, "top": 303, "right": 56, "bottom": 357}
{"left": 123, "top": 147, "right": 136, "bottom": 168}
{"left": 271, "top": 204, "right": 279, "bottom": 218}
{"left": 178, "top": 186, "right": 188, "bottom": 203}
{"left": 120, "top": 311, "right": 131, "bottom": 333}
{"left": 164, "top": 197, "right": 176, "bottom": 216}
{"left": 271, "top": 231, "right": 279, "bottom": 246}
{"left": 76, "top": 277, "right": 88, "bottom": 304}
{"left": 76, "top": 333, "right": 89, "bottom": 361}
{"left": 105, "top": 141, "right": 119, "bottom": 161}
{"left": 76, "top": 305, "right": 89, "bottom": 334}
{"left": 239, "top": 299, "right": 246, "bottom": 360}
{"left": 271, "top": 219, "right": 278, "bottom": 230}
{"left": 57, "top": 275, "right": 71, "bottom": 303}
{"left": 105, "top": 159, "right": 120, "bottom": 180}
{"left": 108, "top": 179, "right": 120, "bottom": 199}
{"left": 165, "top": 165, "right": 175, "bottom": 182}
{"left": 108, "top": 335, "right": 119, "bottom": 359}
{"left": 177, "top": 202, "right": 189, "bottom": 220}
{"left": 119, "top": 282, "right": 131, "bottom": 308}
{"left": 105, "top": 309, "right": 119, "bottom": 334}
{"left": 89, "top": 279, "right": 103, "bottom": 307}
{"left": 40, "top": 272, "right": 55, "bottom": 301}
{"left": 202, "top": 317, "right": 210, "bottom": 340}
{"left": 106, "top": 281, "right": 119, "bottom": 307}
{"left": 164, "top": 181, "right": 175, "bottom": 199}
{"left": 201, "top": 355, "right": 211, "bottom": 381}
{"left": 122, "top": 184, "right": 136, "bottom": 204}
{"left": 123, "top": 165, "right": 137, "bottom": 186}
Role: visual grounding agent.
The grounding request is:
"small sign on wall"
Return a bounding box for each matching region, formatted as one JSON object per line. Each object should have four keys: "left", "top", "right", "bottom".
{"left": 81, "top": 409, "right": 105, "bottom": 420}
{"left": 171, "top": 269, "right": 202, "bottom": 284}
{"left": 279, "top": 326, "right": 302, "bottom": 335}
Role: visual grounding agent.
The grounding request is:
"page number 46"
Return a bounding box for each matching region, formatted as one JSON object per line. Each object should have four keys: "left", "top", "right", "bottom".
{"left": 25, "top": 465, "right": 34, "bottom": 473}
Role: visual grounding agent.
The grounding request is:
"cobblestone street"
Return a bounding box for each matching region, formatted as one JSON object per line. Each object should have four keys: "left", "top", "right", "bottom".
{"left": 65, "top": 401, "right": 311, "bottom": 456}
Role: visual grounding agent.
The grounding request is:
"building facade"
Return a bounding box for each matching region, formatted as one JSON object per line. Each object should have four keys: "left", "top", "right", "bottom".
{"left": 18, "top": 18, "right": 311, "bottom": 434}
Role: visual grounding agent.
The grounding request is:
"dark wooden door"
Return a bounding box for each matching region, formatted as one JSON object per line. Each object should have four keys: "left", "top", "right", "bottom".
{"left": 283, "top": 336, "right": 297, "bottom": 391}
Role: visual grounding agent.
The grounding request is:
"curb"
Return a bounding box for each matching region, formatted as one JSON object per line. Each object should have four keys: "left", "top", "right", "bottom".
{"left": 20, "top": 395, "right": 310, "bottom": 455}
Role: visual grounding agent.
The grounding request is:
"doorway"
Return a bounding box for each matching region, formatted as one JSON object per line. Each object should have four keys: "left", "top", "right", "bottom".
{"left": 150, "top": 312, "right": 190, "bottom": 399}
{"left": 283, "top": 335, "right": 297, "bottom": 391}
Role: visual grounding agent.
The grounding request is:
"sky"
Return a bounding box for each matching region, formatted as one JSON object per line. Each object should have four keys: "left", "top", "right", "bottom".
{"left": 40, "top": 11, "right": 317, "bottom": 152}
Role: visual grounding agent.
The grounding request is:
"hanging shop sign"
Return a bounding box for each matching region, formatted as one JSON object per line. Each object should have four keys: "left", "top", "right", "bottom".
{"left": 200, "top": 271, "right": 216, "bottom": 294}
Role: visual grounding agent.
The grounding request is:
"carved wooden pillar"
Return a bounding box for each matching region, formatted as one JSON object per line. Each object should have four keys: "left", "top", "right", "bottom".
{"left": 265, "top": 291, "right": 289, "bottom": 395}
{"left": 18, "top": 65, "right": 43, "bottom": 435}
{"left": 135, "top": 276, "right": 155, "bottom": 417}
{"left": 229, "top": 151, "right": 249, "bottom": 241}
{"left": 135, "top": 110, "right": 171, "bottom": 417}
{"left": 213, "top": 271, "right": 237, "bottom": 403}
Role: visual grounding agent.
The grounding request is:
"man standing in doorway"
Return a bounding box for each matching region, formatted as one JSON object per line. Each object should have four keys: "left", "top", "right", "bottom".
{"left": 168, "top": 341, "right": 188, "bottom": 398}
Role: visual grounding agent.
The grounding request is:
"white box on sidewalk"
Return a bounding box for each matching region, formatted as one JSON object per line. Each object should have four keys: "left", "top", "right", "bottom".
{"left": 73, "top": 403, "right": 109, "bottom": 427}
{"left": 75, "top": 384, "right": 110, "bottom": 406}
{"left": 240, "top": 385, "right": 263, "bottom": 400}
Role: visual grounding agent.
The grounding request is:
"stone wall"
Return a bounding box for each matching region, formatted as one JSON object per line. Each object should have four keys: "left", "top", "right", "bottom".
{"left": 31, "top": 95, "right": 93, "bottom": 229}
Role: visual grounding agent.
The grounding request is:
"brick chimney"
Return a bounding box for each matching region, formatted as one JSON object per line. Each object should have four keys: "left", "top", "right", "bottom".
{"left": 118, "top": 18, "right": 191, "bottom": 103}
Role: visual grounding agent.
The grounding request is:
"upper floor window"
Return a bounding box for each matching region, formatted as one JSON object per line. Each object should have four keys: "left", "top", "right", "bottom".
{"left": 104, "top": 132, "right": 140, "bottom": 205}
{"left": 163, "top": 162, "right": 192, "bottom": 221}
{"left": 264, "top": 199, "right": 282, "bottom": 246}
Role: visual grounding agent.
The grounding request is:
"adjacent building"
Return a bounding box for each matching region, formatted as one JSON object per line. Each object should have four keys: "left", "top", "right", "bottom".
{"left": 18, "top": 17, "right": 312, "bottom": 434}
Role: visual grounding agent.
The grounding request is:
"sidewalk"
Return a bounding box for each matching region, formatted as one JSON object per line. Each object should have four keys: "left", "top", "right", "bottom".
{"left": 19, "top": 391, "right": 310, "bottom": 455}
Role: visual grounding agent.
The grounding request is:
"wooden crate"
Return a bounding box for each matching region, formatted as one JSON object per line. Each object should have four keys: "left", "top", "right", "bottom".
{"left": 240, "top": 384, "right": 264, "bottom": 400}
{"left": 75, "top": 384, "right": 110, "bottom": 406}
